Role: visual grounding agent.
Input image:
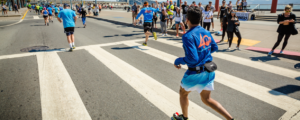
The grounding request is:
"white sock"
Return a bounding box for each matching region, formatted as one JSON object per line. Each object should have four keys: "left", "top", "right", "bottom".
{"left": 69, "top": 43, "right": 73, "bottom": 48}
{"left": 72, "top": 42, "right": 75, "bottom": 46}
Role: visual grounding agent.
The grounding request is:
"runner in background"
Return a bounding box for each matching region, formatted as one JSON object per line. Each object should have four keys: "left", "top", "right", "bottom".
{"left": 173, "top": 6, "right": 234, "bottom": 120}
{"left": 42, "top": 8, "right": 49, "bottom": 26}
{"left": 47, "top": 5, "right": 54, "bottom": 23}
{"left": 81, "top": 9, "right": 87, "bottom": 28}
{"left": 39, "top": 5, "right": 43, "bottom": 15}
{"left": 28, "top": 4, "right": 31, "bottom": 12}
{"left": 99, "top": 4, "right": 102, "bottom": 14}
{"left": 57, "top": 4, "right": 77, "bottom": 52}
{"left": 55, "top": 5, "right": 59, "bottom": 18}
{"left": 134, "top": 1, "right": 159, "bottom": 46}
{"left": 218, "top": 0, "right": 227, "bottom": 31}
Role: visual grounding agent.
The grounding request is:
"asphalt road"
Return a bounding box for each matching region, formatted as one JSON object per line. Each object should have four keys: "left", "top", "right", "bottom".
{"left": 0, "top": 11, "right": 300, "bottom": 120}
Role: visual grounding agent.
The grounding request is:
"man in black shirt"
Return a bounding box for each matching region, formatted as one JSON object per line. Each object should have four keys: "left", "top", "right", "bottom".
{"left": 218, "top": 0, "right": 227, "bottom": 31}
{"left": 182, "top": 1, "right": 188, "bottom": 24}
{"left": 81, "top": 9, "right": 87, "bottom": 28}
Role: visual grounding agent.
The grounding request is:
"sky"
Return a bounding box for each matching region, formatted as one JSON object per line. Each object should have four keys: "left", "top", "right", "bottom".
{"left": 86, "top": 0, "right": 300, "bottom": 4}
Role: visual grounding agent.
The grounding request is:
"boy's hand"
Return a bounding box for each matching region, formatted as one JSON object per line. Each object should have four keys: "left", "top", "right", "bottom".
{"left": 174, "top": 64, "right": 181, "bottom": 69}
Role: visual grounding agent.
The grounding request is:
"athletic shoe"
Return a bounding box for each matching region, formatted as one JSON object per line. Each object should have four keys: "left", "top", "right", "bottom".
{"left": 172, "top": 113, "right": 188, "bottom": 120}
{"left": 153, "top": 32, "right": 157, "bottom": 40}
{"left": 165, "top": 34, "right": 168, "bottom": 36}
{"left": 72, "top": 46, "right": 76, "bottom": 49}
{"left": 227, "top": 47, "right": 231, "bottom": 50}
{"left": 142, "top": 43, "right": 147, "bottom": 46}
{"left": 162, "top": 34, "right": 165, "bottom": 36}
{"left": 236, "top": 46, "right": 240, "bottom": 50}
{"left": 47, "top": 23, "right": 49, "bottom": 26}
{"left": 219, "top": 40, "right": 224, "bottom": 42}
{"left": 280, "top": 51, "right": 284, "bottom": 54}
{"left": 69, "top": 48, "right": 73, "bottom": 52}
{"left": 268, "top": 51, "right": 273, "bottom": 55}
{"left": 212, "top": 29, "right": 214, "bottom": 31}
{"left": 176, "top": 34, "right": 179, "bottom": 37}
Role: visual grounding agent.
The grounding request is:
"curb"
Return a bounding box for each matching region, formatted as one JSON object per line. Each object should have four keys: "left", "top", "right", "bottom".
{"left": 0, "top": 15, "right": 22, "bottom": 17}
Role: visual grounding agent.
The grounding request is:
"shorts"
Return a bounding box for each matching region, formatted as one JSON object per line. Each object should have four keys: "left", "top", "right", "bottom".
{"left": 182, "top": 14, "right": 187, "bottom": 22}
{"left": 132, "top": 12, "right": 137, "bottom": 17}
{"left": 180, "top": 70, "right": 215, "bottom": 93}
{"left": 48, "top": 13, "right": 53, "bottom": 16}
{"left": 168, "top": 14, "right": 174, "bottom": 20}
{"left": 3, "top": 9, "right": 6, "bottom": 11}
{"left": 43, "top": 15, "right": 48, "bottom": 18}
{"left": 220, "top": 17, "right": 223, "bottom": 23}
{"left": 211, "top": 18, "right": 214, "bottom": 23}
{"left": 175, "top": 21, "right": 181, "bottom": 24}
{"left": 143, "top": 22, "right": 152, "bottom": 33}
{"left": 55, "top": 12, "right": 58, "bottom": 14}
{"left": 99, "top": 9, "right": 101, "bottom": 11}
{"left": 64, "top": 27, "right": 75, "bottom": 36}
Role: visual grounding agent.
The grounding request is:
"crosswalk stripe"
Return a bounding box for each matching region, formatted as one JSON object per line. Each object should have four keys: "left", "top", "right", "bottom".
{"left": 33, "top": 16, "right": 40, "bottom": 19}
{"left": 155, "top": 39, "right": 300, "bottom": 80}
{"left": 122, "top": 41, "right": 300, "bottom": 119}
{"left": 85, "top": 46, "right": 222, "bottom": 120}
{"left": 36, "top": 52, "right": 91, "bottom": 120}
{"left": 0, "top": 53, "right": 35, "bottom": 60}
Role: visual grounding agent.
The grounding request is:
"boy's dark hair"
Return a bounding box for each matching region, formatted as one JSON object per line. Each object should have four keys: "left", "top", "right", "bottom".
{"left": 186, "top": 6, "right": 202, "bottom": 25}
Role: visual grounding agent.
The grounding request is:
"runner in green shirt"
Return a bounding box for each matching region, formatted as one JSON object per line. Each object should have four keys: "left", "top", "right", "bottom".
{"left": 39, "top": 6, "right": 43, "bottom": 15}
{"left": 28, "top": 4, "right": 32, "bottom": 12}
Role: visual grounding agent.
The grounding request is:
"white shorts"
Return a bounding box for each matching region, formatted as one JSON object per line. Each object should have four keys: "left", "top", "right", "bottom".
{"left": 180, "top": 71, "right": 215, "bottom": 93}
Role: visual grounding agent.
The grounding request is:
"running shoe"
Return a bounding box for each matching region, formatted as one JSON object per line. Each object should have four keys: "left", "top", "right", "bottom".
{"left": 212, "top": 29, "right": 214, "bottom": 31}
{"left": 73, "top": 46, "right": 76, "bottom": 49}
{"left": 280, "top": 51, "right": 284, "bottom": 54}
{"left": 172, "top": 113, "right": 188, "bottom": 120}
{"left": 236, "top": 46, "right": 240, "bottom": 50}
{"left": 69, "top": 48, "right": 73, "bottom": 52}
{"left": 165, "top": 34, "right": 168, "bottom": 36}
{"left": 153, "top": 32, "right": 157, "bottom": 40}
{"left": 176, "top": 34, "right": 179, "bottom": 37}
{"left": 219, "top": 40, "right": 224, "bottom": 42}
{"left": 268, "top": 51, "right": 273, "bottom": 55}
{"left": 47, "top": 23, "right": 49, "bottom": 26}
{"left": 227, "top": 47, "right": 231, "bottom": 50}
{"left": 142, "top": 42, "right": 147, "bottom": 46}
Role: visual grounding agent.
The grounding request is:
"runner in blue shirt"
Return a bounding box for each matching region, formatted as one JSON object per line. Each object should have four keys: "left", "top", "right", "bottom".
{"left": 134, "top": 1, "right": 159, "bottom": 46}
{"left": 57, "top": 4, "right": 77, "bottom": 52}
{"left": 47, "top": 5, "right": 54, "bottom": 23}
{"left": 59, "top": 6, "right": 63, "bottom": 11}
{"left": 42, "top": 8, "right": 49, "bottom": 26}
{"left": 172, "top": 6, "right": 234, "bottom": 120}
{"left": 54, "top": 5, "right": 59, "bottom": 17}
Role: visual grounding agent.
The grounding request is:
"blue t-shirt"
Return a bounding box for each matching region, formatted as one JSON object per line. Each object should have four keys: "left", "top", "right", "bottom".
{"left": 55, "top": 7, "right": 58, "bottom": 13}
{"left": 58, "top": 9, "right": 76, "bottom": 28}
{"left": 59, "top": 7, "right": 63, "bottom": 11}
{"left": 47, "top": 7, "right": 53, "bottom": 14}
{"left": 136, "top": 7, "right": 159, "bottom": 23}
{"left": 174, "top": 26, "right": 218, "bottom": 68}
{"left": 32, "top": 5, "right": 35, "bottom": 9}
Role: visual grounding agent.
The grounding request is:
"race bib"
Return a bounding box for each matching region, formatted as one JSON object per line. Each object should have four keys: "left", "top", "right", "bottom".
{"left": 169, "top": 15, "right": 173, "bottom": 18}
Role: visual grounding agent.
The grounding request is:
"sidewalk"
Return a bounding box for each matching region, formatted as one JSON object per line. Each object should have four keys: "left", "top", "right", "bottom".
{"left": 0, "top": 8, "right": 27, "bottom": 17}
{"left": 89, "top": 10, "right": 300, "bottom": 60}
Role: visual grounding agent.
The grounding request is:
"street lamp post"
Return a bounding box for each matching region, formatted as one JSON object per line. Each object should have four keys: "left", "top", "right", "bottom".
{"left": 70, "top": 0, "right": 72, "bottom": 9}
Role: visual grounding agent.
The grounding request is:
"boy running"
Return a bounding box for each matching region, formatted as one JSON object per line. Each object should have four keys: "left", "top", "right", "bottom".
{"left": 47, "top": 5, "right": 54, "bottom": 23}
{"left": 134, "top": 1, "right": 159, "bottom": 46}
{"left": 81, "top": 9, "right": 87, "bottom": 28}
{"left": 55, "top": 5, "right": 59, "bottom": 17}
{"left": 172, "top": 6, "right": 234, "bottom": 120}
{"left": 57, "top": 4, "right": 77, "bottom": 52}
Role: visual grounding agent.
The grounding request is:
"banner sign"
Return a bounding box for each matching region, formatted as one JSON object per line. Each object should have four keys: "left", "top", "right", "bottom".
{"left": 236, "top": 12, "right": 250, "bottom": 21}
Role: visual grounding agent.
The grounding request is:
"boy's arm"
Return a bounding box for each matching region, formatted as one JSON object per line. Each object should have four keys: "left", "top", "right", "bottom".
{"left": 174, "top": 35, "right": 199, "bottom": 65}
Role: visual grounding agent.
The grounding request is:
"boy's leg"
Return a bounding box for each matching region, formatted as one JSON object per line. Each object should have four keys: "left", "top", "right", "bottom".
{"left": 200, "top": 90, "right": 233, "bottom": 120}
{"left": 180, "top": 86, "right": 191, "bottom": 118}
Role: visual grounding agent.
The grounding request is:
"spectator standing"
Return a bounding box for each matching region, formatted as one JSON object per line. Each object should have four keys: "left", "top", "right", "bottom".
{"left": 160, "top": 9, "right": 168, "bottom": 36}
{"left": 182, "top": 1, "right": 188, "bottom": 24}
{"left": 198, "top": 2, "right": 204, "bottom": 26}
{"left": 243, "top": 0, "right": 247, "bottom": 11}
{"left": 269, "top": 5, "right": 298, "bottom": 55}
{"left": 208, "top": 1, "right": 215, "bottom": 31}
{"left": 228, "top": 1, "right": 233, "bottom": 10}
{"left": 132, "top": 2, "right": 137, "bottom": 24}
{"left": 218, "top": 1, "right": 227, "bottom": 31}
{"left": 14, "top": 4, "right": 19, "bottom": 13}
{"left": 2, "top": 4, "right": 7, "bottom": 15}
{"left": 227, "top": 10, "right": 242, "bottom": 50}
{"left": 203, "top": 5, "right": 213, "bottom": 31}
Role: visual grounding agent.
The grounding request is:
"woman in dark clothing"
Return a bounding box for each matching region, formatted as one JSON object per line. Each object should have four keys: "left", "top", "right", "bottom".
{"left": 220, "top": 7, "right": 231, "bottom": 43}
{"left": 268, "top": 5, "right": 298, "bottom": 55}
{"left": 227, "top": 10, "right": 242, "bottom": 50}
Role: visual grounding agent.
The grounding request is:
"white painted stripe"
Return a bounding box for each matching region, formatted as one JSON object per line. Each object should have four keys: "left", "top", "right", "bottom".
{"left": 0, "top": 53, "right": 35, "bottom": 60}
{"left": 33, "top": 16, "right": 40, "bottom": 19}
{"left": 36, "top": 52, "right": 91, "bottom": 120}
{"left": 0, "top": 39, "right": 145, "bottom": 60}
{"left": 85, "top": 46, "right": 221, "bottom": 120}
{"left": 0, "top": 19, "right": 23, "bottom": 28}
{"left": 156, "top": 39, "right": 300, "bottom": 80}
{"left": 123, "top": 41, "right": 300, "bottom": 119}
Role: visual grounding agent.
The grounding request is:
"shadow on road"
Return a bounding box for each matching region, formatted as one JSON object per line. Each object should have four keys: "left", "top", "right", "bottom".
{"left": 20, "top": 46, "right": 66, "bottom": 52}
{"left": 269, "top": 85, "right": 300, "bottom": 95}
{"left": 250, "top": 56, "right": 280, "bottom": 62}
{"left": 104, "top": 33, "right": 144, "bottom": 38}
{"left": 295, "top": 63, "right": 300, "bottom": 69}
{"left": 111, "top": 46, "right": 148, "bottom": 51}
{"left": 217, "top": 49, "right": 237, "bottom": 52}
{"left": 30, "top": 25, "right": 46, "bottom": 26}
